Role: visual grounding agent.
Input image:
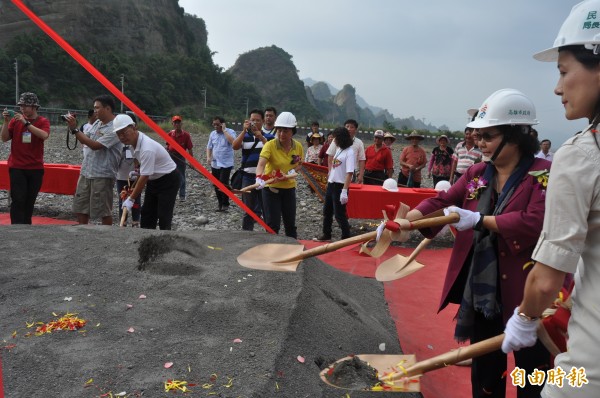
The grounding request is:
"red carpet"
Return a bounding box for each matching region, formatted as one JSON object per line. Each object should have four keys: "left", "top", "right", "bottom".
{"left": 301, "top": 240, "right": 517, "bottom": 398}
{"left": 0, "top": 213, "right": 77, "bottom": 225}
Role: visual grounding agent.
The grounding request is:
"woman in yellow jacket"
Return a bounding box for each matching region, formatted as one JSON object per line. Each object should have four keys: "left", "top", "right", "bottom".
{"left": 255, "top": 112, "right": 304, "bottom": 238}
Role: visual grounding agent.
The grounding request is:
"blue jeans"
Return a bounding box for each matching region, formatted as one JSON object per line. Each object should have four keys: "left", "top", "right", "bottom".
{"left": 241, "top": 172, "right": 263, "bottom": 230}
{"left": 261, "top": 186, "right": 297, "bottom": 238}
{"left": 322, "top": 182, "right": 351, "bottom": 239}
{"left": 171, "top": 156, "right": 187, "bottom": 199}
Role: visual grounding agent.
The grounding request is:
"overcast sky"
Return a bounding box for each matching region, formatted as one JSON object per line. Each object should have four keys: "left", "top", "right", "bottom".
{"left": 179, "top": 0, "right": 588, "bottom": 147}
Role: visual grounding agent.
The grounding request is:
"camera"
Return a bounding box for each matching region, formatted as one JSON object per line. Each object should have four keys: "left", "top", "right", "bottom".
{"left": 250, "top": 121, "right": 256, "bottom": 127}
{"left": 61, "top": 113, "right": 75, "bottom": 121}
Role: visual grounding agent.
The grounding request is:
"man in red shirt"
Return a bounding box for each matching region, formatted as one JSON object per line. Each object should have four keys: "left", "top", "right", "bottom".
{"left": 166, "top": 115, "right": 194, "bottom": 201}
{"left": 1, "top": 92, "right": 50, "bottom": 224}
{"left": 398, "top": 130, "right": 427, "bottom": 188}
{"left": 364, "top": 129, "right": 394, "bottom": 185}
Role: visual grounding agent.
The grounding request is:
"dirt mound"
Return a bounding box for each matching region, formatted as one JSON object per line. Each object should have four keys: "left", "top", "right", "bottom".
{"left": 0, "top": 226, "right": 419, "bottom": 397}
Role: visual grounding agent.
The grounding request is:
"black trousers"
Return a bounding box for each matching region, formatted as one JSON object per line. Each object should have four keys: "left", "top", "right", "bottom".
{"left": 211, "top": 166, "right": 232, "bottom": 207}
{"left": 8, "top": 168, "right": 44, "bottom": 224}
{"left": 322, "top": 182, "right": 351, "bottom": 239}
{"left": 363, "top": 170, "right": 386, "bottom": 186}
{"left": 397, "top": 172, "right": 421, "bottom": 188}
{"left": 140, "top": 170, "right": 180, "bottom": 230}
{"left": 471, "top": 312, "right": 550, "bottom": 398}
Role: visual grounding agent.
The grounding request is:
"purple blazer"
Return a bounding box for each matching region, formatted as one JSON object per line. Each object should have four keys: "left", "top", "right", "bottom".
{"left": 416, "top": 158, "right": 551, "bottom": 324}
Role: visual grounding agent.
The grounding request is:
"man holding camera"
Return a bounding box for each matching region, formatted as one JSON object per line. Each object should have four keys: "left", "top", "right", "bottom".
{"left": 1, "top": 92, "right": 50, "bottom": 224}
{"left": 65, "top": 95, "right": 122, "bottom": 225}
{"left": 232, "top": 109, "right": 275, "bottom": 230}
{"left": 206, "top": 116, "right": 236, "bottom": 212}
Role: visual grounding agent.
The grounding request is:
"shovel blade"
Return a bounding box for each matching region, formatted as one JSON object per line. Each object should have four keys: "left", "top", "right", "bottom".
{"left": 320, "top": 354, "right": 420, "bottom": 392}
{"left": 237, "top": 243, "right": 306, "bottom": 272}
{"left": 375, "top": 255, "right": 425, "bottom": 282}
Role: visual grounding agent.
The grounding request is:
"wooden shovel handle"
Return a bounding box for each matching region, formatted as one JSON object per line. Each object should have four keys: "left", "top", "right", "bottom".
{"left": 397, "top": 334, "right": 504, "bottom": 379}
{"left": 120, "top": 207, "right": 128, "bottom": 227}
{"left": 240, "top": 174, "right": 297, "bottom": 192}
{"left": 406, "top": 213, "right": 459, "bottom": 230}
{"left": 277, "top": 214, "right": 458, "bottom": 263}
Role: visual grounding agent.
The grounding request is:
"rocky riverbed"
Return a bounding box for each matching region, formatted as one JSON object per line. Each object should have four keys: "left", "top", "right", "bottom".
{"left": 0, "top": 124, "right": 453, "bottom": 248}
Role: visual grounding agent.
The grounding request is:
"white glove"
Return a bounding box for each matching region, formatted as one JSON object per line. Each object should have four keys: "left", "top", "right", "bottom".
{"left": 340, "top": 189, "right": 348, "bottom": 205}
{"left": 443, "top": 206, "right": 481, "bottom": 231}
{"left": 122, "top": 197, "right": 134, "bottom": 212}
{"left": 255, "top": 177, "right": 266, "bottom": 190}
{"left": 502, "top": 307, "right": 539, "bottom": 354}
{"left": 376, "top": 221, "right": 386, "bottom": 241}
{"left": 128, "top": 170, "right": 139, "bottom": 181}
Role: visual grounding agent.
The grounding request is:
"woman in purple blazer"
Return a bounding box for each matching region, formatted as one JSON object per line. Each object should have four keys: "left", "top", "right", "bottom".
{"left": 405, "top": 89, "right": 552, "bottom": 398}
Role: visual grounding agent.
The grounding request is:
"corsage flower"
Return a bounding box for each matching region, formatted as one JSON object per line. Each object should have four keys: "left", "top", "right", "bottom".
{"left": 529, "top": 169, "right": 549, "bottom": 197}
{"left": 290, "top": 155, "right": 301, "bottom": 165}
{"left": 466, "top": 176, "right": 487, "bottom": 200}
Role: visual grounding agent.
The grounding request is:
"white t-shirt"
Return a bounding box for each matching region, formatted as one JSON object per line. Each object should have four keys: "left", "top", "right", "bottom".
{"left": 131, "top": 132, "right": 176, "bottom": 180}
{"left": 328, "top": 147, "right": 355, "bottom": 184}
{"left": 327, "top": 137, "right": 366, "bottom": 172}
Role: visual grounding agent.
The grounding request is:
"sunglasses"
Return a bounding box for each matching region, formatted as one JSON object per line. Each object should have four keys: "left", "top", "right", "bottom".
{"left": 474, "top": 131, "right": 502, "bottom": 142}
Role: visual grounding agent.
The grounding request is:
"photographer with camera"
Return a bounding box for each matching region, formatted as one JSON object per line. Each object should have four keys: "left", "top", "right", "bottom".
{"left": 1, "top": 92, "right": 50, "bottom": 224}
{"left": 65, "top": 95, "right": 122, "bottom": 225}
{"left": 232, "top": 109, "right": 275, "bottom": 230}
{"left": 206, "top": 116, "right": 236, "bottom": 212}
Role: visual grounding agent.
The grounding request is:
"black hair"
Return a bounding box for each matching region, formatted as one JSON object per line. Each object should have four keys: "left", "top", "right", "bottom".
{"left": 311, "top": 121, "right": 319, "bottom": 127}
{"left": 264, "top": 106, "right": 277, "bottom": 115}
{"left": 334, "top": 127, "right": 352, "bottom": 150}
{"left": 249, "top": 109, "right": 264, "bottom": 119}
{"left": 558, "top": 45, "right": 600, "bottom": 150}
{"left": 87, "top": 109, "right": 95, "bottom": 118}
{"left": 540, "top": 139, "right": 551, "bottom": 145}
{"left": 93, "top": 95, "right": 115, "bottom": 112}
{"left": 213, "top": 116, "right": 225, "bottom": 123}
{"left": 495, "top": 124, "right": 540, "bottom": 157}
{"left": 530, "top": 128, "right": 538, "bottom": 139}
{"left": 343, "top": 119, "right": 358, "bottom": 128}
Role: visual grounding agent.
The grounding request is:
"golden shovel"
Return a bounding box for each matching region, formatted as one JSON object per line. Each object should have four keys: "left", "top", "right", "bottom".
{"left": 236, "top": 214, "right": 459, "bottom": 272}
{"left": 375, "top": 238, "right": 432, "bottom": 282}
{"left": 320, "top": 334, "right": 504, "bottom": 392}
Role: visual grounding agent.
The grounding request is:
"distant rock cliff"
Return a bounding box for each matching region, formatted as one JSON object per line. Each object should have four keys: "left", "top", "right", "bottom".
{"left": 0, "top": 0, "right": 207, "bottom": 56}
{"left": 228, "top": 45, "right": 319, "bottom": 120}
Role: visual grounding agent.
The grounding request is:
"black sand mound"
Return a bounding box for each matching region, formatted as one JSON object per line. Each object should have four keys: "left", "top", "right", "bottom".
{"left": 0, "top": 225, "right": 420, "bottom": 397}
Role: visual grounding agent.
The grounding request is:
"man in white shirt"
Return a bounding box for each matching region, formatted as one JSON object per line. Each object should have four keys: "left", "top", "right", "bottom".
{"left": 535, "top": 139, "right": 554, "bottom": 162}
{"left": 326, "top": 119, "right": 366, "bottom": 183}
{"left": 113, "top": 114, "right": 180, "bottom": 230}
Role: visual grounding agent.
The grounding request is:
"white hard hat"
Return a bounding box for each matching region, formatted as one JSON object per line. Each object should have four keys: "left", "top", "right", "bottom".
{"left": 535, "top": 1, "right": 600, "bottom": 62}
{"left": 467, "top": 89, "right": 538, "bottom": 129}
{"left": 274, "top": 111, "right": 297, "bottom": 128}
{"left": 434, "top": 180, "right": 451, "bottom": 192}
{"left": 113, "top": 114, "right": 135, "bottom": 133}
{"left": 382, "top": 178, "right": 399, "bottom": 192}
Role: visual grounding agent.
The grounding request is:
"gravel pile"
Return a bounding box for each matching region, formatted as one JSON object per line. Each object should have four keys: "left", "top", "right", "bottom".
{"left": 0, "top": 125, "right": 453, "bottom": 248}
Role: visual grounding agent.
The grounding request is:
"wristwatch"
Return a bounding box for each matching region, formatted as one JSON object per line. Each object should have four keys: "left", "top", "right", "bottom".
{"left": 24, "top": 121, "right": 31, "bottom": 127}
{"left": 70, "top": 128, "right": 80, "bottom": 135}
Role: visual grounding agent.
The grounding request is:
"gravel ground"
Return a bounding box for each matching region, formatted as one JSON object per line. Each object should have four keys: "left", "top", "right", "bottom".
{"left": 0, "top": 124, "right": 453, "bottom": 248}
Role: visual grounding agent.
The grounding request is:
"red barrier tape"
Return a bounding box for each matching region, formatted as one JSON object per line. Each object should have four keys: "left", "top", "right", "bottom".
{"left": 10, "top": 0, "right": 274, "bottom": 234}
